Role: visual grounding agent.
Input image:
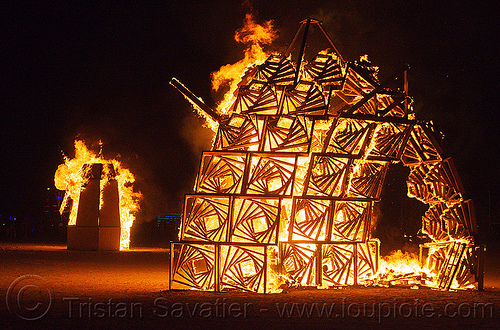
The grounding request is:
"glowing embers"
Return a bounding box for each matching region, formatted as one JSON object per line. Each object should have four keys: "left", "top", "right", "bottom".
{"left": 246, "top": 154, "right": 296, "bottom": 195}
{"left": 214, "top": 114, "right": 259, "bottom": 151}
{"left": 233, "top": 80, "right": 278, "bottom": 115}
{"left": 196, "top": 152, "right": 246, "bottom": 194}
{"left": 289, "top": 198, "right": 371, "bottom": 243}
{"left": 231, "top": 197, "right": 280, "bottom": 244}
{"left": 280, "top": 241, "right": 379, "bottom": 287}
{"left": 170, "top": 243, "right": 278, "bottom": 293}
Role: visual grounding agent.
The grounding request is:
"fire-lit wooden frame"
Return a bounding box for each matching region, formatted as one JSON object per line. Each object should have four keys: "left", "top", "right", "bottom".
{"left": 169, "top": 18, "right": 483, "bottom": 292}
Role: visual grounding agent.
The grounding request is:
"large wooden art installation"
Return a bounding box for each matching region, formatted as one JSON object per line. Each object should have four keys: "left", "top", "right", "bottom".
{"left": 168, "top": 19, "right": 484, "bottom": 292}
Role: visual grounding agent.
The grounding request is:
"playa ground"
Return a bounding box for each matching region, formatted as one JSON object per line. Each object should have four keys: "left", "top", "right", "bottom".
{"left": 1, "top": 242, "right": 499, "bottom": 329}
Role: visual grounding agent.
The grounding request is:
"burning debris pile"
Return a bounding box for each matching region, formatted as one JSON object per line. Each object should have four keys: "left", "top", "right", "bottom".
{"left": 168, "top": 18, "right": 484, "bottom": 292}
{"left": 55, "top": 140, "right": 141, "bottom": 250}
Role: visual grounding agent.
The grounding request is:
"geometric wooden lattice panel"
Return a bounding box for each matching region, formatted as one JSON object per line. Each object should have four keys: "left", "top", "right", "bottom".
{"left": 305, "top": 154, "right": 351, "bottom": 197}
{"left": 169, "top": 18, "right": 481, "bottom": 292}
{"left": 401, "top": 124, "right": 442, "bottom": 166}
{"left": 357, "top": 240, "right": 379, "bottom": 280}
{"left": 282, "top": 81, "right": 327, "bottom": 116}
{"left": 234, "top": 80, "right": 278, "bottom": 116}
{"left": 280, "top": 243, "right": 317, "bottom": 286}
{"left": 325, "top": 118, "right": 374, "bottom": 156}
{"left": 181, "top": 195, "right": 230, "bottom": 242}
{"left": 231, "top": 197, "right": 280, "bottom": 244}
{"left": 347, "top": 160, "right": 388, "bottom": 200}
{"left": 321, "top": 243, "right": 356, "bottom": 286}
{"left": 279, "top": 241, "right": 379, "bottom": 287}
{"left": 214, "top": 114, "right": 260, "bottom": 151}
{"left": 221, "top": 245, "right": 267, "bottom": 292}
{"left": 304, "top": 52, "right": 344, "bottom": 89}
{"left": 422, "top": 203, "right": 449, "bottom": 242}
{"left": 170, "top": 243, "right": 216, "bottom": 290}
{"left": 289, "top": 198, "right": 332, "bottom": 242}
{"left": 261, "top": 115, "right": 312, "bottom": 153}
{"left": 196, "top": 152, "right": 246, "bottom": 194}
{"left": 331, "top": 201, "right": 371, "bottom": 242}
{"left": 246, "top": 154, "right": 296, "bottom": 195}
{"left": 367, "top": 123, "right": 411, "bottom": 161}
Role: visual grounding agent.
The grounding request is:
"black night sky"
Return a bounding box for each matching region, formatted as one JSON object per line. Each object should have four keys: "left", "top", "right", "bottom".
{"left": 1, "top": 1, "right": 498, "bottom": 231}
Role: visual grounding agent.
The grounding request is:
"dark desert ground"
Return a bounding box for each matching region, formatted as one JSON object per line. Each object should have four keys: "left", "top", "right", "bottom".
{"left": 1, "top": 241, "right": 499, "bottom": 329}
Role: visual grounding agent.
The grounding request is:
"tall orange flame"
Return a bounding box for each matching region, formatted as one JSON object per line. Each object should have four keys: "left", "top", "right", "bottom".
{"left": 211, "top": 13, "right": 277, "bottom": 116}
{"left": 54, "top": 140, "right": 141, "bottom": 250}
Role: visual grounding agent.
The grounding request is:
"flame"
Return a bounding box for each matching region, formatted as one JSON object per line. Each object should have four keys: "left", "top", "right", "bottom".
{"left": 55, "top": 140, "right": 101, "bottom": 226}
{"left": 266, "top": 245, "right": 288, "bottom": 293}
{"left": 54, "top": 140, "right": 141, "bottom": 250}
{"left": 173, "top": 14, "right": 479, "bottom": 291}
{"left": 379, "top": 250, "right": 425, "bottom": 276}
{"left": 211, "top": 13, "right": 277, "bottom": 115}
{"left": 364, "top": 242, "right": 473, "bottom": 290}
{"left": 360, "top": 250, "right": 437, "bottom": 288}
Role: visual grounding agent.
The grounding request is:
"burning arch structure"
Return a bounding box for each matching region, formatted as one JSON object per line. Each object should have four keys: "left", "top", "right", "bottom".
{"left": 168, "top": 18, "right": 484, "bottom": 292}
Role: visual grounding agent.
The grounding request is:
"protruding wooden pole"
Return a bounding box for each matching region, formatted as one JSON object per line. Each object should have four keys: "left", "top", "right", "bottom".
{"left": 170, "top": 77, "right": 220, "bottom": 122}
{"left": 404, "top": 69, "right": 409, "bottom": 114}
{"left": 294, "top": 18, "right": 311, "bottom": 86}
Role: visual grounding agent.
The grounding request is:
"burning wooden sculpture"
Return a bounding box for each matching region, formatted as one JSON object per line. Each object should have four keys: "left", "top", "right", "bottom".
{"left": 65, "top": 162, "right": 121, "bottom": 251}
{"left": 169, "top": 18, "right": 484, "bottom": 292}
{"left": 55, "top": 140, "right": 141, "bottom": 251}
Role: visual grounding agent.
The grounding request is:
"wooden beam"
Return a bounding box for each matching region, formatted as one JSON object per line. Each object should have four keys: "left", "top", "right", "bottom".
{"left": 170, "top": 77, "right": 220, "bottom": 121}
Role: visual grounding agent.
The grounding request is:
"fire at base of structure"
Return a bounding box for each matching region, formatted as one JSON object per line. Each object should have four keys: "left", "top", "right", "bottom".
{"left": 169, "top": 18, "right": 484, "bottom": 292}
